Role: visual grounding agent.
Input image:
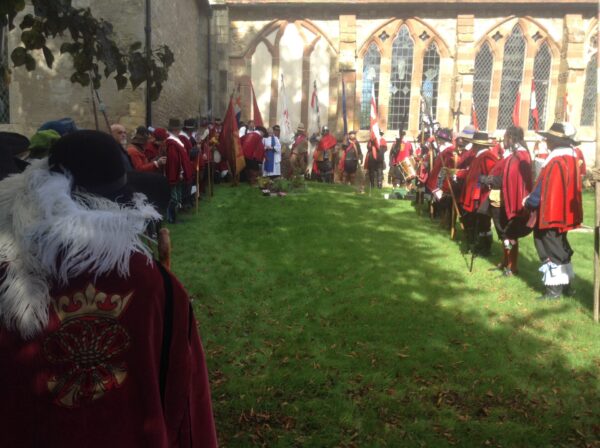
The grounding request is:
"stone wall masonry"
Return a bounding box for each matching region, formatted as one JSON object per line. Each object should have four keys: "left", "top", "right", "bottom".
{"left": 151, "top": 0, "right": 209, "bottom": 127}
{"left": 2, "top": 1, "right": 145, "bottom": 136}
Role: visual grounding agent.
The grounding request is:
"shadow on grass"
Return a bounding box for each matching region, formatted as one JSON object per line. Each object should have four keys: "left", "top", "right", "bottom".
{"left": 171, "top": 183, "right": 600, "bottom": 448}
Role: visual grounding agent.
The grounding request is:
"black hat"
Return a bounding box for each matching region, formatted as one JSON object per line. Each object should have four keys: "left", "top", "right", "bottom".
{"left": 435, "top": 128, "right": 453, "bottom": 142}
{"left": 49, "top": 130, "right": 133, "bottom": 203}
{"left": 471, "top": 131, "right": 493, "bottom": 147}
{"left": 0, "top": 131, "right": 30, "bottom": 156}
{"left": 537, "top": 122, "right": 580, "bottom": 146}
{"left": 183, "top": 118, "right": 197, "bottom": 129}
{"left": 168, "top": 118, "right": 181, "bottom": 130}
{"left": 256, "top": 125, "right": 269, "bottom": 136}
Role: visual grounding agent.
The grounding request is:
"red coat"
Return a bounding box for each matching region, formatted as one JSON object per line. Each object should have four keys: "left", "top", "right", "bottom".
{"left": 0, "top": 253, "right": 217, "bottom": 448}
{"left": 502, "top": 148, "right": 532, "bottom": 220}
{"left": 241, "top": 132, "right": 265, "bottom": 161}
{"left": 460, "top": 148, "right": 498, "bottom": 212}
{"left": 314, "top": 134, "right": 337, "bottom": 162}
{"left": 425, "top": 144, "right": 455, "bottom": 193}
{"left": 165, "top": 137, "right": 193, "bottom": 185}
{"left": 144, "top": 142, "right": 160, "bottom": 161}
{"left": 127, "top": 144, "right": 159, "bottom": 173}
{"left": 391, "top": 141, "right": 413, "bottom": 166}
{"left": 536, "top": 148, "right": 583, "bottom": 232}
{"left": 455, "top": 148, "right": 476, "bottom": 181}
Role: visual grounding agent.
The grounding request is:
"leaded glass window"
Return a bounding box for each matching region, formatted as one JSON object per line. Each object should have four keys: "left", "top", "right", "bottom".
{"left": 528, "top": 43, "right": 551, "bottom": 130}
{"left": 581, "top": 53, "right": 597, "bottom": 126}
{"left": 388, "top": 26, "right": 414, "bottom": 131}
{"left": 473, "top": 43, "right": 493, "bottom": 130}
{"left": 421, "top": 42, "right": 440, "bottom": 122}
{"left": 0, "top": 26, "right": 9, "bottom": 124}
{"left": 360, "top": 43, "right": 381, "bottom": 130}
{"left": 497, "top": 26, "right": 526, "bottom": 129}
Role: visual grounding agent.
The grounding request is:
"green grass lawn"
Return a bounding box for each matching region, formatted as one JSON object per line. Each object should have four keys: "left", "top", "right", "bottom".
{"left": 169, "top": 184, "right": 599, "bottom": 448}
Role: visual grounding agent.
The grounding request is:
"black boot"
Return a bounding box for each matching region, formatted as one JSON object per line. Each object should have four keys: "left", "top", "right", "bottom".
{"left": 537, "top": 284, "right": 563, "bottom": 300}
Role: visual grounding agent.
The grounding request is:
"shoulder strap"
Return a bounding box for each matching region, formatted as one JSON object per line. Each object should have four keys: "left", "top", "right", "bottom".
{"left": 156, "top": 261, "right": 174, "bottom": 409}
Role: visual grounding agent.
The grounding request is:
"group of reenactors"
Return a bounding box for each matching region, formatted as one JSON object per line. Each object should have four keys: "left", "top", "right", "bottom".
{"left": 202, "top": 113, "right": 585, "bottom": 300}
{"left": 388, "top": 121, "right": 585, "bottom": 300}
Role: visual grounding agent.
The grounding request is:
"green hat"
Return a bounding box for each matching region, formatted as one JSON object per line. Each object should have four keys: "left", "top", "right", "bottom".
{"left": 28, "top": 129, "right": 61, "bottom": 159}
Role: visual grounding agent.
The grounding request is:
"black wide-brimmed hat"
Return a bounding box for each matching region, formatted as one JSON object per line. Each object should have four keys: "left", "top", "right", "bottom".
{"left": 537, "top": 122, "right": 580, "bottom": 146}
{"left": 435, "top": 128, "right": 453, "bottom": 142}
{"left": 49, "top": 130, "right": 133, "bottom": 203}
{"left": 471, "top": 131, "right": 494, "bottom": 147}
{"left": 256, "top": 125, "right": 269, "bottom": 136}
{"left": 183, "top": 118, "right": 197, "bottom": 129}
{"left": 168, "top": 118, "right": 181, "bottom": 130}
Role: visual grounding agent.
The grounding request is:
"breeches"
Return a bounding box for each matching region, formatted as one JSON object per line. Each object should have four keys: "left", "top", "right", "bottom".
{"left": 533, "top": 228, "right": 573, "bottom": 265}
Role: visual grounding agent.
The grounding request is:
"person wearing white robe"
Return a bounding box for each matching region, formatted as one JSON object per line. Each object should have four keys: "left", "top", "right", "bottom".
{"left": 262, "top": 127, "right": 282, "bottom": 177}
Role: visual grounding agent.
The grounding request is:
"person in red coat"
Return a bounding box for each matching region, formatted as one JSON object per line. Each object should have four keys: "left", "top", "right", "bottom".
{"left": 480, "top": 126, "right": 532, "bottom": 275}
{"left": 524, "top": 122, "right": 584, "bottom": 299}
{"left": 154, "top": 128, "right": 192, "bottom": 224}
{"left": 388, "top": 130, "right": 414, "bottom": 188}
{"left": 425, "top": 128, "right": 455, "bottom": 228}
{"left": 241, "top": 127, "right": 266, "bottom": 185}
{"left": 339, "top": 130, "right": 363, "bottom": 185}
{"left": 459, "top": 131, "right": 499, "bottom": 255}
{"left": 0, "top": 131, "right": 217, "bottom": 448}
{"left": 313, "top": 126, "right": 337, "bottom": 183}
{"left": 127, "top": 126, "right": 166, "bottom": 173}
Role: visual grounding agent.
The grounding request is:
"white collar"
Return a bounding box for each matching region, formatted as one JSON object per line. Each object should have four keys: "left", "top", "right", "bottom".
{"left": 476, "top": 148, "right": 489, "bottom": 157}
{"left": 167, "top": 133, "right": 184, "bottom": 146}
{"left": 543, "top": 147, "right": 576, "bottom": 167}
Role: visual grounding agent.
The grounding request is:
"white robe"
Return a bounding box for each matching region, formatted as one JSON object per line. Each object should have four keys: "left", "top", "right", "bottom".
{"left": 262, "top": 135, "right": 282, "bottom": 176}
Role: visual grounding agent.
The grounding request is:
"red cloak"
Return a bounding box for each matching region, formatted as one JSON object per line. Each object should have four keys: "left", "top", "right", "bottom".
{"left": 425, "top": 144, "right": 455, "bottom": 193}
{"left": 241, "top": 132, "right": 265, "bottom": 161}
{"left": 165, "top": 138, "right": 193, "bottom": 185}
{"left": 0, "top": 253, "right": 217, "bottom": 448}
{"left": 460, "top": 148, "right": 498, "bottom": 212}
{"left": 536, "top": 149, "right": 583, "bottom": 232}
{"left": 502, "top": 149, "right": 532, "bottom": 220}
{"left": 391, "top": 142, "right": 413, "bottom": 166}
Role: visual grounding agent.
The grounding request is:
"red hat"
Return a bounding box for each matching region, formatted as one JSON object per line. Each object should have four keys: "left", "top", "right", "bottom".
{"left": 153, "top": 128, "right": 168, "bottom": 141}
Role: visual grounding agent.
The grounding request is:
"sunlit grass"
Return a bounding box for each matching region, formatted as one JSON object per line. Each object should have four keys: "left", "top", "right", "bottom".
{"left": 170, "top": 183, "right": 600, "bottom": 447}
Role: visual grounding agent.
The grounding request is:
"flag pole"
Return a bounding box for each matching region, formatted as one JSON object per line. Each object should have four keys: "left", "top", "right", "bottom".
{"left": 594, "top": 29, "right": 600, "bottom": 323}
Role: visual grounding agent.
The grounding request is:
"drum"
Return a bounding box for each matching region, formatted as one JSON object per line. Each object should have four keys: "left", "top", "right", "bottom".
{"left": 399, "top": 156, "right": 417, "bottom": 181}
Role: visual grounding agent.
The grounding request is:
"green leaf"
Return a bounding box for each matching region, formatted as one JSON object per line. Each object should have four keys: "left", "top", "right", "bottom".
{"left": 10, "top": 47, "right": 28, "bottom": 67}
{"left": 70, "top": 71, "right": 90, "bottom": 86}
{"left": 149, "top": 85, "right": 161, "bottom": 102}
{"left": 24, "top": 54, "right": 36, "bottom": 71}
{"left": 60, "top": 42, "right": 76, "bottom": 54}
{"left": 21, "top": 29, "right": 46, "bottom": 50}
{"left": 42, "top": 46, "right": 55, "bottom": 69}
{"left": 73, "top": 52, "right": 92, "bottom": 72}
{"left": 19, "top": 14, "right": 35, "bottom": 30}
{"left": 115, "top": 74, "right": 127, "bottom": 90}
{"left": 129, "top": 41, "right": 142, "bottom": 52}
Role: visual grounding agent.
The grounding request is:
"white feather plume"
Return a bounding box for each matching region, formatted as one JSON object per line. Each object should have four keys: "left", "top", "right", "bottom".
{"left": 0, "top": 159, "right": 161, "bottom": 338}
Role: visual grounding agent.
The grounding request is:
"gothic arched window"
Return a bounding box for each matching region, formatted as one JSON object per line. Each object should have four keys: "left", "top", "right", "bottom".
{"left": 421, "top": 42, "right": 440, "bottom": 122}
{"left": 360, "top": 43, "right": 381, "bottom": 130}
{"left": 497, "top": 26, "right": 526, "bottom": 129}
{"left": 388, "top": 26, "right": 414, "bottom": 131}
{"left": 472, "top": 43, "right": 493, "bottom": 130}
{"left": 529, "top": 43, "right": 552, "bottom": 130}
{"left": 581, "top": 52, "right": 597, "bottom": 127}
